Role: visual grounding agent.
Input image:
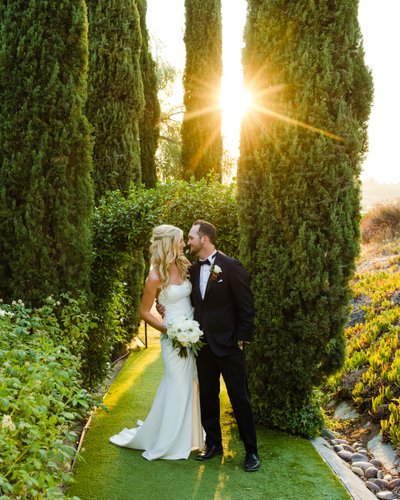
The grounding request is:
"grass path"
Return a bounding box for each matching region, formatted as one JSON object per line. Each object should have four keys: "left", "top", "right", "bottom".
{"left": 68, "top": 329, "right": 350, "bottom": 500}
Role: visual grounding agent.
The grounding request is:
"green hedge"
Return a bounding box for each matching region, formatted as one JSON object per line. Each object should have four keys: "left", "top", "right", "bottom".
{"left": 0, "top": 298, "right": 92, "bottom": 498}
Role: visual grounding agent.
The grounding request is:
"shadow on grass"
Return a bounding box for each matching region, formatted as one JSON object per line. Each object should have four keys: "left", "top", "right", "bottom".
{"left": 69, "top": 340, "right": 350, "bottom": 500}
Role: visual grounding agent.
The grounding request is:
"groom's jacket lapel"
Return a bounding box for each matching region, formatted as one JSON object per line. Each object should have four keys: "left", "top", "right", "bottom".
{"left": 192, "top": 261, "right": 202, "bottom": 303}
{"left": 203, "top": 251, "right": 222, "bottom": 301}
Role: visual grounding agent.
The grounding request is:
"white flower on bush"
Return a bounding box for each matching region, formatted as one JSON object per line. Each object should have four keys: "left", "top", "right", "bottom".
{"left": 1, "top": 415, "right": 16, "bottom": 431}
{"left": 0, "top": 310, "right": 13, "bottom": 318}
{"left": 163, "top": 316, "right": 204, "bottom": 358}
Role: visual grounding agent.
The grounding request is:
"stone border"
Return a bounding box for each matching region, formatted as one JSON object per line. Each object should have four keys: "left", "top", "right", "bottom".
{"left": 312, "top": 437, "right": 377, "bottom": 500}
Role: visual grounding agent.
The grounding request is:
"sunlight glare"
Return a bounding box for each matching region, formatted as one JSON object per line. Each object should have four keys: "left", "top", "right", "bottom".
{"left": 220, "top": 82, "right": 253, "bottom": 156}
{"left": 220, "top": 85, "right": 253, "bottom": 127}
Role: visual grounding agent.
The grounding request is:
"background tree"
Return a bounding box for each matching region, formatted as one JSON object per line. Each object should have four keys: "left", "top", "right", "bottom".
{"left": 238, "top": 0, "right": 373, "bottom": 436}
{"left": 86, "top": 0, "right": 144, "bottom": 201}
{"left": 0, "top": 0, "right": 93, "bottom": 305}
{"left": 137, "top": 0, "right": 160, "bottom": 188}
{"left": 154, "top": 54, "right": 184, "bottom": 180}
{"left": 181, "top": 0, "right": 223, "bottom": 180}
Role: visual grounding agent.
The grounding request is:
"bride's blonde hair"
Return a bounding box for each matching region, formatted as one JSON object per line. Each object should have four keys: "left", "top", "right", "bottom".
{"left": 150, "top": 225, "right": 190, "bottom": 289}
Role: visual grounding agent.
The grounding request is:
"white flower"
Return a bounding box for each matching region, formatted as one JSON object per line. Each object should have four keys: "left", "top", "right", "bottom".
{"left": 213, "top": 265, "right": 222, "bottom": 274}
{"left": 1, "top": 415, "right": 16, "bottom": 431}
{"left": 0, "top": 310, "right": 5, "bottom": 317}
{"left": 164, "top": 316, "right": 204, "bottom": 358}
{"left": 210, "top": 264, "right": 222, "bottom": 281}
{"left": 177, "top": 330, "right": 189, "bottom": 346}
{"left": 187, "top": 328, "right": 201, "bottom": 343}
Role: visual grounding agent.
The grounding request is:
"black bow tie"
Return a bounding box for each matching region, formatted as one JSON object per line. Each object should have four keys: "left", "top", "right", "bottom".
{"left": 199, "top": 258, "right": 211, "bottom": 267}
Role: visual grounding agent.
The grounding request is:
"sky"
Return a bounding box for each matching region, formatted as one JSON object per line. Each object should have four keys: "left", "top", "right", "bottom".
{"left": 147, "top": 0, "right": 400, "bottom": 184}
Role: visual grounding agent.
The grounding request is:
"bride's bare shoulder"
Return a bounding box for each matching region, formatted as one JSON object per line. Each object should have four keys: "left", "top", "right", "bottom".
{"left": 146, "top": 269, "right": 162, "bottom": 287}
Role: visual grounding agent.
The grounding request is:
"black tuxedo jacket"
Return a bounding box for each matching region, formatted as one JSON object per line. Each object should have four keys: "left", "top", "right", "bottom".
{"left": 189, "top": 252, "right": 255, "bottom": 356}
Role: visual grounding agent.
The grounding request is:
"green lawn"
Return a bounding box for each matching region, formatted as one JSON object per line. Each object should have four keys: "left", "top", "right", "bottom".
{"left": 68, "top": 329, "right": 350, "bottom": 500}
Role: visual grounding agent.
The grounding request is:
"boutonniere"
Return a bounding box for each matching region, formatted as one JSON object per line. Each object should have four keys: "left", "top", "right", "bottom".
{"left": 210, "top": 264, "right": 222, "bottom": 281}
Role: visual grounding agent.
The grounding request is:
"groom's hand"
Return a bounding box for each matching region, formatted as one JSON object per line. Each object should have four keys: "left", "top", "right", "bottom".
{"left": 155, "top": 300, "right": 165, "bottom": 318}
{"left": 238, "top": 340, "right": 250, "bottom": 350}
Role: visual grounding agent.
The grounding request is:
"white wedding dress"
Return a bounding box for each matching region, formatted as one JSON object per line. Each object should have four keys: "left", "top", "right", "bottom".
{"left": 109, "top": 280, "right": 204, "bottom": 460}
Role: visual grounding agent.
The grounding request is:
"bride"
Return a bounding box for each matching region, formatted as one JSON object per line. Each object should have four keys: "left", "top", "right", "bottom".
{"left": 109, "top": 224, "right": 204, "bottom": 460}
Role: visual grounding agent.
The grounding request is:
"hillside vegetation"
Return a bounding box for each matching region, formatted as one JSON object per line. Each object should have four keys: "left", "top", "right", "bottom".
{"left": 325, "top": 202, "right": 400, "bottom": 448}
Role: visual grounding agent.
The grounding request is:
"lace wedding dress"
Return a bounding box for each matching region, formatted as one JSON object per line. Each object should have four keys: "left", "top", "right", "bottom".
{"left": 109, "top": 280, "right": 204, "bottom": 460}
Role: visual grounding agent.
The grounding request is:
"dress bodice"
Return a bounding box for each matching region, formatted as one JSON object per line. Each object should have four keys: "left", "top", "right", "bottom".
{"left": 158, "top": 280, "right": 193, "bottom": 324}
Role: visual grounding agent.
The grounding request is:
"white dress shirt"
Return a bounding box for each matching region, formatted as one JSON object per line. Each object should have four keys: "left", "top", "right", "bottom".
{"left": 199, "top": 252, "right": 217, "bottom": 299}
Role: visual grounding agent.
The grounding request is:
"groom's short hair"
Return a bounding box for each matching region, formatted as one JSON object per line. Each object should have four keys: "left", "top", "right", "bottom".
{"left": 193, "top": 220, "right": 216, "bottom": 245}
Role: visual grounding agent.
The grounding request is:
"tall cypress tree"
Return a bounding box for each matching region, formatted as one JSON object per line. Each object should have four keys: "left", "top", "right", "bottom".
{"left": 181, "top": 0, "right": 223, "bottom": 180}
{"left": 238, "top": 0, "right": 373, "bottom": 436}
{"left": 86, "top": 0, "right": 144, "bottom": 201}
{"left": 0, "top": 1, "right": 93, "bottom": 305}
{"left": 137, "top": 0, "right": 160, "bottom": 188}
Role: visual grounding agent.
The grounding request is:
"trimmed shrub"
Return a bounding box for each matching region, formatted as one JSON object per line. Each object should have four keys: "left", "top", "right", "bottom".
{"left": 0, "top": 0, "right": 93, "bottom": 306}
{"left": 86, "top": 0, "right": 144, "bottom": 200}
{"left": 238, "top": 0, "right": 373, "bottom": 436}
{"left": 137, "top": 0, "right": 160, "bottom": 188}
{"left": 181, "top": 0, "right": 223, "bottom": 179}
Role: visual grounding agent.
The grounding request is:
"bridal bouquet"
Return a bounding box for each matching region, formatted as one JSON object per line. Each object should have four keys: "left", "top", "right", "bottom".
{"left": 163, "top": 316, "right": 205, "bottom": 358}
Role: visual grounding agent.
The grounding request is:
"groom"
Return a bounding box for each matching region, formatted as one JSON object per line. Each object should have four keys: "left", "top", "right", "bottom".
{"left": 187, "top": 220, "right": 260, "bottom": 472}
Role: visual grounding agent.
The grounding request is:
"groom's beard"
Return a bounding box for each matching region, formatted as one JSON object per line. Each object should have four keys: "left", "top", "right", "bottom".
{"left": 188, "top": 246, "right": 200, "bottom": 257}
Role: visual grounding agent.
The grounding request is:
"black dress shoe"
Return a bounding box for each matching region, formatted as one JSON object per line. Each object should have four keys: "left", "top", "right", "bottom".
{"left": 195, "top": 444, "right": 223, "bottom": 461}
{"left": 244, "top": 452, "right": 260, "bottom": 472}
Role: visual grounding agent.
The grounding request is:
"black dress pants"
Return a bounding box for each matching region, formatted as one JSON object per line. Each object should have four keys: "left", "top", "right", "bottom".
{"left": 196, "top": 344, "right": 258, "bottom": 454}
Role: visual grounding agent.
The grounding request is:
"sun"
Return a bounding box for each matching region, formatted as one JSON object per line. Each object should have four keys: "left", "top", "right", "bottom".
{"left": 220, "top": 82, "right": 253, "bottom": 155}
{"left": 220, "top": 84, "right": 253, "bottom": 127}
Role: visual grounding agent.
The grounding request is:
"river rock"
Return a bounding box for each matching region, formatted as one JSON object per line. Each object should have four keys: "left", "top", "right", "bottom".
{"left": 366, "top": 481, "right": 381, "bottom": 493}
{"left": 353, "top": 441, "right": 363, "bottom": 449}
{"left": 337, "top": 450, "right": 353, "bottom": 462}
{"left": 334, "top": 402, "right": 359, "bottom": 420}
{"left": 371, "top": 479, "right": 390, "bottom": 489}
{"left": 376, "top": 491, "right": 396, "bottom": 500}
{"left": 352, "top": 461, "right": 374, "bottom": 471}
{"left": 377, "top": 470, "right": 385, "bottom": 479}
{"left": 322, "top": 428, "right": 339, "bottom": 439}
{"left": 351, "top": 452, "right": 369, "bottom": 463}
{"left": 333, "top": 438, "right": 349, "bottom": 445}
{"left": 342, "top": 444, "right": 355, "bottom": 453}
{"left": 368, "top": 434, "right": 400, "bottom": 474}
{"left": 371, "top": 458, "right": 383, "bottom": 468}
{"left": 389, "top": 478, "right": 400, "bottom": 489}
{"left": 333, "top": 444, "right": 344, "bottom": 452}
{"left": 384, "top": 474, "right": 393, "bottom": 482}
{"left": 365, "top": 466, "right": 379, "bottom": 479}
{"left": 351, "top": 466, "right": 364, "bottom": 477}
{"left": 358, "top": 448, "right": 368, "bottom": 455}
